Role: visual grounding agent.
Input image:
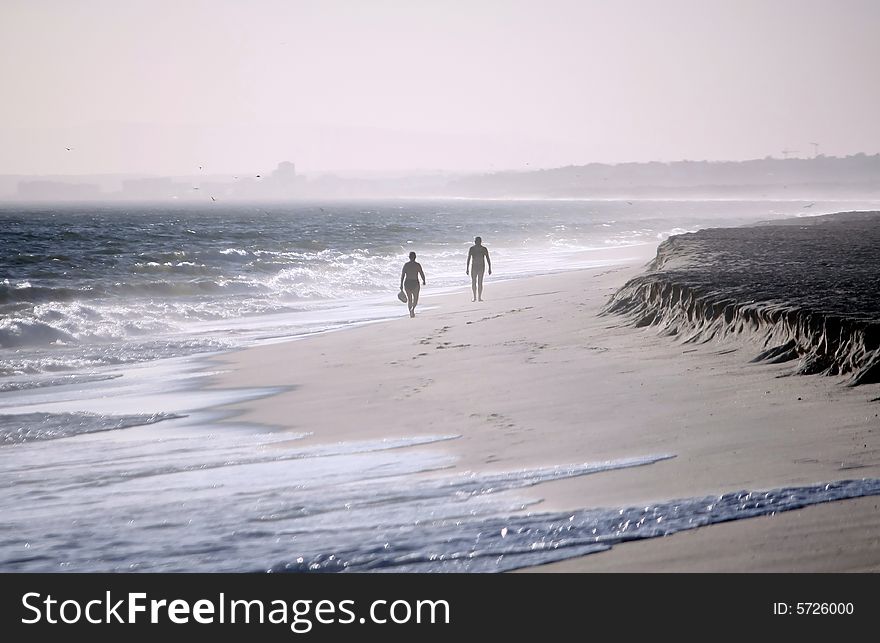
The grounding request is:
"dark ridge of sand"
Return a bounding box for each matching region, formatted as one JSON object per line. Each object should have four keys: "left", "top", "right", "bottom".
{"left": 605, "top": 211, "right": 880, "bottom": 385}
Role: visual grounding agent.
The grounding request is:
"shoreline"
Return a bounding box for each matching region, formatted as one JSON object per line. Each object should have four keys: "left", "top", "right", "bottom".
{"left": 205, "top": 243, "right": 658, "bottom": 444}
{"left": 204, "top": 234, "right": 880, "bottom": 571}
{"left": 3, "top": 223, "right": 878, "bottom": 571}
{"left": 519, "top": 495, "right": 880, "bottom": 573}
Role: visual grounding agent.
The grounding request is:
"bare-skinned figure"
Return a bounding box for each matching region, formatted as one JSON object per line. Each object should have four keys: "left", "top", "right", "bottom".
{"left": 400, "top": 251, "right": 426, "bottom": 318}
{"left": 466, "top": 236, "right": 492, "bottom": 302}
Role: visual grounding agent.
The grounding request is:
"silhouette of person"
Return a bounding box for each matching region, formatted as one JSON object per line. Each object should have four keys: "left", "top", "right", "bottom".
{"left": 400, "top": 251, "right": 426, "bottom": 318}
{"left": 466, "top": 236, "right": 492, "bottom": 302}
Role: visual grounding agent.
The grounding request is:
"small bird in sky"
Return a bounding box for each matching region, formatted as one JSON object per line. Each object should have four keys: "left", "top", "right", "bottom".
{"left": 626, "top": 201, "right": 633, "bottom": 205}
{"left": 65, "top": 147, "right": 72, "bottom": 151}
{"left": 193, "top": 186, "right": 199, "bottom": 190}
{"left": 256, "top": 175, "right": 261, "bottom": 178}
{"left": 319, "top": 207, "right": 325, "bottom": 213}
{"left": 803, "top": 202, "right": 815, "bottom": 208}
{"left": 211, "top": 196, "right": 216, "bottom": 202}
{"left": 199, "top": 165, "right": 203, "bottom": 170}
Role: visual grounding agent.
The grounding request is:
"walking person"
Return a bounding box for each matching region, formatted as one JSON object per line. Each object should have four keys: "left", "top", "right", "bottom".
{"left": 400, "top": 251, "right": 426, "bottom": 318}
{"left": 466, "top": 236, "right": 491, "bottom": 302}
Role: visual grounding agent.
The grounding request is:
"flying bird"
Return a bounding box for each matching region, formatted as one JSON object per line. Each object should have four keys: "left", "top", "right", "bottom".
{"left": 65, "top": 147, "right": 72, "bottom": 151}
{"left": 211, "top": 196, "right": 216, "bottom": 202}
{"left": 803, "top": 202, "right": 815, "bottom": 208}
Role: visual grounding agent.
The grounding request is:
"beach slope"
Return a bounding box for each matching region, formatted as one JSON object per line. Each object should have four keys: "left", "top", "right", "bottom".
{"left": 210, "top": 226, "right": 880, "bottom": 571}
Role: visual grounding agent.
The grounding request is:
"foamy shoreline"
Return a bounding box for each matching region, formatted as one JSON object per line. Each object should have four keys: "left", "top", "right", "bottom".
{"left": 206, "top": 238, "right": 880, "bottom": 571}
{"left": 5, "top": 228, "right": 877, "bottom": 571}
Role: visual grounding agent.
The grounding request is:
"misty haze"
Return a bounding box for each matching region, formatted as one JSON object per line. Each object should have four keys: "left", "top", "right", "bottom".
{"left": 2, "top": 0, "right": 880, "bottom": 596}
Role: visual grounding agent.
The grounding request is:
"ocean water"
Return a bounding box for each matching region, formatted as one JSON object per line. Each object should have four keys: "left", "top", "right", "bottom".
{"left": 3, "top": 416, "right": 879, "bottom": 572}
{"left": 3, "top": 197, "right": 880, "bottom": 572}
{"left": 5, "top": 198, "right": 873, "bottom": 379}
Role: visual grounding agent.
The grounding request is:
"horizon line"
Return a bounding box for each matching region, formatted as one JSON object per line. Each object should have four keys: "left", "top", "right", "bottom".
{"left": 3, "top": 151, "right": 880, "bottom": 179}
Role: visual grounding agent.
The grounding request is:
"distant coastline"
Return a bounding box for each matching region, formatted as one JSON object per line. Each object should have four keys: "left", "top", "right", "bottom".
{"left": 2, "top": 154, "right": 879, "bottom": 202}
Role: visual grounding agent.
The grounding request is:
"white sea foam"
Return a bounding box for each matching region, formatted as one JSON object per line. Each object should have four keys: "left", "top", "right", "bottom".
{"left": 0, "top": 411, "right": 182, "bottom": 444}
{"left": 0, "top": 419, "right": 672, "bottom": 572}
{"left": 6, "top": 199, "right": 870, "bottom": 376}
{"left": 4, "top": 199, "right": 880, "bottom": 572}
{"left": 2, "top": 415, "right": 878, "bottom": 572}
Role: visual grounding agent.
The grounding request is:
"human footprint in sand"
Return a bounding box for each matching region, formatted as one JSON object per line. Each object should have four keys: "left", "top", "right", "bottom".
{"left": 466, "top": 236, "right": 492, "bottom": 302}
{"left": 400, "top": 251, "right": 426, "bottom": 318}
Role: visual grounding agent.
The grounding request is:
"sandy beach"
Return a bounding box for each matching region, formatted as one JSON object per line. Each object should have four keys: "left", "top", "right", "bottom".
{"left": 207, "top": 239, "right": 880, "bottom": 572}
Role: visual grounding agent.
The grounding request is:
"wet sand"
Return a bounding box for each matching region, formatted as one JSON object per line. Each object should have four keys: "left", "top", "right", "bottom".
{"left": 520, "top": 496, "right": 880, "bottom": 572}
{"left": 207, "top": 233, "right": 880, "bottom": 572}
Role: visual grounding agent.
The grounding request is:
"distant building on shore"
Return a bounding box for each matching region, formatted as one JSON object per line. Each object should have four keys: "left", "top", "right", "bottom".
{"left": 260, "top": 161, "right": 301, "bottom": 197}
{"left": 272, "top": 161, "right": 298, "bottom": 185}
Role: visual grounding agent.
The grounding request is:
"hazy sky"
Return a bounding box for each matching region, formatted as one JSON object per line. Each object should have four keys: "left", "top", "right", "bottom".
{"left": 1, "top": 0, "right": 879, "bottom": 174}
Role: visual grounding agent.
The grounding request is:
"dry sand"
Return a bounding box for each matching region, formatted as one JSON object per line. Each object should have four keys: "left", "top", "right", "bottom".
{"left": 207, "top": 243, "right": 880, "bottom": 572}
